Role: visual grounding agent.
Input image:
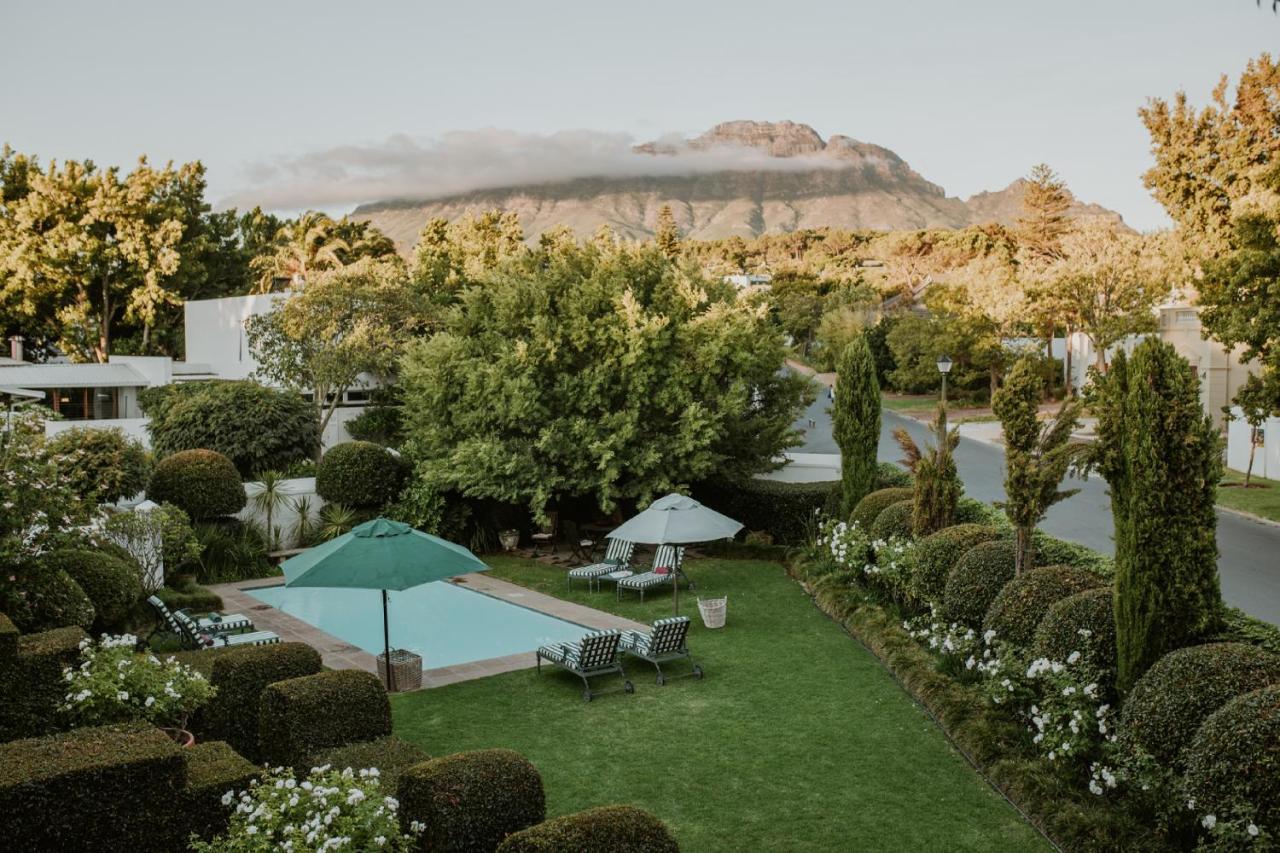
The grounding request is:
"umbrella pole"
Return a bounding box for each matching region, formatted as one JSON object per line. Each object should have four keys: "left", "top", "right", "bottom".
{"left": 382, "top": 589, "right": 395, "bottom": 693}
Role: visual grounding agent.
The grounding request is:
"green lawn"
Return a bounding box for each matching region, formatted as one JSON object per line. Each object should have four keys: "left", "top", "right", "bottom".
{"left": 1218, "top": 470, "right": 1280, "bottom": 522}
{"left": 391, "top": 557, "right": 1048, "bottom": 852}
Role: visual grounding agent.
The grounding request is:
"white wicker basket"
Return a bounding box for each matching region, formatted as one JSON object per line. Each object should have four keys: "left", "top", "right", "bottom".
{"left": 697, "top": 596, "right": 727, "bottom": 629}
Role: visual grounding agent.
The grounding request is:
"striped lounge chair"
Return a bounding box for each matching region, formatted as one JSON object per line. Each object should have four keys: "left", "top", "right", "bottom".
{"left": 536, "top": 629, "right": 634, "bottom": 702}
{"left": 149, "top": 597, "right": 280, "bottom": 649}
{"left": 566, "top": 538, "right": 636, "bottom": 592}
{"left": 616, "top": 545, "right": 685, "bottom": 602}
{"left": 620, "top": 616, "right": 703, "bottom": 685}
{"left": 148, "top": 595, "right": 256, "bottom": 636}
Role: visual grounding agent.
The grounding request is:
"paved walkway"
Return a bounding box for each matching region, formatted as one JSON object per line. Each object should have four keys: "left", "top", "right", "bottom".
{"left": 211, "top": 574, "right": 645, "bottom": 690}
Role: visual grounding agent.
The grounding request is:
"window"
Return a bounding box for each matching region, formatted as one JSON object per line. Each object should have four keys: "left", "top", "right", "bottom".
{"left": 42, "top": 387, "right": 119, "bottom": 420}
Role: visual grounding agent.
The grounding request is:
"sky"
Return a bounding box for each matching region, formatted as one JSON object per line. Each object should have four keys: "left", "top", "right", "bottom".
{"left": 2, "top": 0, "right": 1276, "bottom": 231}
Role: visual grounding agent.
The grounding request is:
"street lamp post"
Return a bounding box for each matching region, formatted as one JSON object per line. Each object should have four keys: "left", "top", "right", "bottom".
{"left": 936, "top": 354, "right": 953, "bottom": 453}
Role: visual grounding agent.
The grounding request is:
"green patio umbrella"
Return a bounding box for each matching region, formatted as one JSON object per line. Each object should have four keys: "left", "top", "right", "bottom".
{"left": 281, "top": 517, "right": 489, "bottom": 690}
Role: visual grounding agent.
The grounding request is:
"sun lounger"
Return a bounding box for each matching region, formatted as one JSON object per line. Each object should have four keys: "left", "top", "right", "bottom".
{"left": 536, "top": 629, "right": 634, "bottom": 701}
{"left": 566, "top": 538, "right": 636, "bottom": 591}
{"left": 620, "top": 616, "right": 703, "bottom": 685}
{"left": 616, "top": 545, "right": 685, "bottom": 602}
{"left": 149, "top": 596, "right": 279, "bottom": 649}
{"left": 148, "top": 595, "right": 255, "bottom": 635}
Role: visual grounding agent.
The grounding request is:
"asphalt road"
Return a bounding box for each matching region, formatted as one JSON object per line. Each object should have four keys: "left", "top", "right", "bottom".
{"left": 794, "top": 383, "right": 1280, "bottom": 626}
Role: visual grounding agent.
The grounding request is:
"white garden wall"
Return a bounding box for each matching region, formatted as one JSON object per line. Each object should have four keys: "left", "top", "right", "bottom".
{"left": 238, "top": 476, "right": 326, "bottom": 551}
{"left": 1225, "top": 406, "right": 1280, "bottom": 480}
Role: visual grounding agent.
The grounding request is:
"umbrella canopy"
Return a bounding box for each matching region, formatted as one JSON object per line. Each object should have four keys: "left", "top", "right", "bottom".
{"left": 607, "top": 493, "right": 743, "bottom": 544}
{"left": 283, "top": 518, "right": 488, "bottom": 590}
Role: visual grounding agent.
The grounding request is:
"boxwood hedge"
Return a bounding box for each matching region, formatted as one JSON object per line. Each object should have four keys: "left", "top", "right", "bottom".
{"left": 1120, "top": 642, "right": 1280, "bottom": 767}
{"left": 1184, "top": 684, "right": 1280, "bottom": 831}
{"left": 1031, "top": 587, "right": 1117, "bottom": 673}
{"left": 398, "top": 748, "right": 545, "bottom": 853}
{"left": 259, "top": 669, "right": 391, "bottom": 770}
{"left": 869, "top": 499, "right": 915, "bottom": 542}
{"left": 496, "top": 805, "right": 679, "bottom": 853}
{"left": 982, "top": 565, "right": 1104, "bottom": 648}
{"left": 148, "top": 449, "right": 247, "bottom": 521}
{"left": 309, "top": 735, "right": 429, "bottom": 792}
{"left": 316, "top": 441, "right": 407, "bottom": 510}
{"left": 2, "top": 565, "right": 95, "bottom": 633}
{"left": 182, "top": 739, "right": 261, "bottom": 843}
{"left": 875, "top": 461, "right": 913, "bottom": 489}
{"left": 46, "top": 549, "right": 143, "bottom": 634}
{"left": 850, "top": 487, "right": 913, "bottom": 531}
{"left": 0, "top": 623, "right": 86, "bottom": 741}
{"left": 909, "top": 524, "right": 1001, "bottom": 606}
{"left": 940, "top": 539, "right": 1018, "bottom": 627}
{"left": 692, "top": 478, "right": 839, "bottom": 545}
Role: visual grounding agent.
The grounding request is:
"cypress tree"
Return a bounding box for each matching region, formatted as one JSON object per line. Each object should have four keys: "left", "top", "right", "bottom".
{"left": 654, "top": 204, "right": 681, "bottom": 259}
{"left": 832, "top": 335, "right": 881, "bottom": 517}
{"left": 1091, "top": 339, "right": 1223, "bottom": 692}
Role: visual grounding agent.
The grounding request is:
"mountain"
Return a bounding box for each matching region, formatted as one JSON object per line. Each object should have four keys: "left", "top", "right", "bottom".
{"left": 351, "top": 121, "right": 1123, "bottom": 250}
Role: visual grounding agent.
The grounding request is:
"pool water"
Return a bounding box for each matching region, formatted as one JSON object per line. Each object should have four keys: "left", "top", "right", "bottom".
{"left": 247, "top": 581, "right": 590, "bottom": 669}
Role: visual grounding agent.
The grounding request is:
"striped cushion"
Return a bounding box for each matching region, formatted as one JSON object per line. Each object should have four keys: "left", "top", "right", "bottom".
{"left": 618, "top": 571, "right": 673, "bottom": 590}
{"left": 567, "top": 562, "right": 618, "bottom": 580}
{"left": 215, "top": 631, "right": 280, "bottom": 647}
{"left": 197, "top": 614, "right": 253, "bottom": 633}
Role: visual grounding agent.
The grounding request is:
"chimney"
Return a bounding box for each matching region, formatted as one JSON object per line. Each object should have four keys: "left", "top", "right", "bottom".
{"left": 8, "top": 336, "right": 23, "bottom": 362}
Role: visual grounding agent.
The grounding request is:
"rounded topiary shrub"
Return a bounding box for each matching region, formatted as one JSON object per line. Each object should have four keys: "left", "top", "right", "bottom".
{"left": 2, "top": 567, "right": 95, "bottom": 633}
{"left": 1032, "top": 587, "right": 1117, "bottom": 672}
{"left": 850, "top": 487, "right": 913, "bottom": 531}
{"left": 910, "top": 524, "right": 1000, "bottom": 606}
{"left": 45, "top": 549, "right": 143, "bottom": 633}
{"left": 47, "top": 427, "right": 151, "bottom": 503}
{"left": 953, "top": 497, "right": 1004, "bottom": 528}
{"left": 1120, "top": 643, "right": 1280, "bottom": 767}
{"left": 148, "top": 449, "right": 246, "bottom": 521}
{"left": 940, "top": 539, "right": 1017, "bottom": 627}
{"left": 874, "top": 462, "right": 913, "bottom": 489}
{"left": 869, "top": 499, "right": 915, "bottom": 542}
{"left": 982, "top": 564, "right": 1104, "bottom": 648}
{"left": 399, "top": 748, "right": 545, "bottom": 853}
{"left": 496, "top": 805, "right": 679, "bottom": 853}
{"left": 1185, "top": 684, "right": 1280, "bottom": 831}
{"left": 315, "top": 441, "right": 405, "bottom": 510}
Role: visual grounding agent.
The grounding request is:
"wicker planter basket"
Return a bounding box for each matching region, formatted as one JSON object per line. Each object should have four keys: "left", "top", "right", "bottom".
{"left": 697, "top": 596, "right": 727, "bottom": 629}
{"left": 377, "top": 649, "right": 423, "bottom": 692}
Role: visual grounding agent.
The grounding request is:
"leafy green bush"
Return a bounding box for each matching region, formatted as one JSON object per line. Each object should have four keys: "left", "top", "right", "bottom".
{"left": 2, "top": 566, "right": 95, "bottom": 633}
{"left": 496, "top": 805, "right": 680, "bottom": 853}
{"left": 875, "top": 461, "right": 913, "bottom": 489}
{"left": 192, "top": 519, "right": 273, "bottom": 583}
{"left": 45, "top": 549, "right": 142, "bottom": 633}
{"left": 870, "top": 499, "right": 915, "bottom": 542}
{"left": 398, "top": 748, "right": 545, "bottom": 853}
{"left": 1030, "top": 531, "right": 1115, "bottom": 579}
{"left": 0, "top": 624, "right": 86, "bottom": 740}
{"left": 155, "top": 579, "right": 223, "bottom": 614}
{"left": 953, "top": 497, "right": 1008, "bottom": 530}
{"left": 1032, "top": 587, "right": 1117, "bottom": 673}
{"left": 0, "top": 722, "right": 186, "bottom": 850}
{"left": 184, "top": 642, "right": 322, "bottom": 762}
{"left": 693, "top": 479, "right": 838, "bottom": 545}
{"left": 909, "top": 524, "right": 1001, "bottom": 606}
{"left": 148, "top": 449, "right": 246, "bottom": 521}
{"left": 47, "top": 427, "right": 151, "bottom": 503}
{"left": 310, "top": 735, "right": 429, "bottom": 792}
{"left": 1209, "top": 606, "right": 1280, "bottom": 657}
{"left": 940, "top": 539, "right": 1017, "bottom": 627}
{"left": 1184, "top": 684, "right": 1280, "bottom": 832}
{"left": 60, "top": 634, "right": 216, "bottom": 729}
{"left": 316, "top": 440, "right": 407, "bottom": 510}
{"left": 140, "top": 380, "right": 319, "bottom": 478}
{"left": 849, "top": 487, "right": 913, "bottom": 531}
{"left": 1120, "top": 642, "right": 1280, "bottom": 767}
{"left": 259, "top": 669, "right": 392, "bottom": 769}
{"left": 982, "top": 565, "right": 1104, "bottom": 648}
{"left": 346, "top": 398, "right": 404, "bottom": 447}
{"left": 182, "top": 740, "right": 261, "bottom": 843}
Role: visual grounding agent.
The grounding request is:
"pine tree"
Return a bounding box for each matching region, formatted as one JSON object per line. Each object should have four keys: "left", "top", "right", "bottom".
{"left": 1017, "top": 163, "right": 1071, "bottom": 262}
{"left": 654, "top": 204, "right": 681, "bottom": 259}
{"left": 1089, "top": 339, "right": 1224, "bottom": 692}
{"left": 832, "top": 335, "right": 881, "bottom": 516}
{"left": 992, "top": 355, "right": 1082, "bottom": 574}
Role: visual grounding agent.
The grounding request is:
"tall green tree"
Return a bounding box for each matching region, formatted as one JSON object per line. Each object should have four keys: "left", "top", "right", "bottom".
{"left": 410, "top": 210, "right": 527, "bottom": 297}
{"left": 1017, "top": 164, "right": 1071, "bottom": 262}
{"left": 1087, "top": 339, "right": 1223, "bottom": 692}
{"left": 654, "top": 204, "right": 681, "bottom": 259}
{"left": 992, "top": 355, "right": 1081, "bottom": 574}
{"left": 832, "top": 335, "right": 881, "bottom": 517}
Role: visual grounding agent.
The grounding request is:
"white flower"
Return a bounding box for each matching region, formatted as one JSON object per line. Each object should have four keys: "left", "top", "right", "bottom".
{"left": 144, "top": 696, "right": 155, "bottom": 708}
{"left": 117, "top": 691, "right": 129, "bottom": 701}
{"left": 221, "top": 791, "right": 235, "bottom": 806}
{"left": 1067, "top": 651, "right": 1081, "bottom": 665}
{"left": 1089, "top": 780, "right": 1103, "bottom": 795}
{"left": 1248, "top": 824, "right": 1260, "bottom": 837}
{"left": 1202, "top": 814, "right": 1217, "bottom": 830}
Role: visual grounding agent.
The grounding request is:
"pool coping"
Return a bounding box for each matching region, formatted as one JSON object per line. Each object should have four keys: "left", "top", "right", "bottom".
{"left": 208, "top": 573, "right": 647, "bottom": 691}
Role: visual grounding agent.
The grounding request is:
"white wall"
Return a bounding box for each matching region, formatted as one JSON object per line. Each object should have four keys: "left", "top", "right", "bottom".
{"left": 1225, "top": 407, "right": 1280, "bottom": 480}
{"left": 184, "top": 293, "right": 285, "bottom": 381}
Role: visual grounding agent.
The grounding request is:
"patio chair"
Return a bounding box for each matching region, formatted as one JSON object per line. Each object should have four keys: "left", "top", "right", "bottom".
{"left": 616, "top": 545, "right": 686, "bottom": 602}
{"left": 566, "top": 537, "right": 636, "bottom": 592}
{"left": 620, "top": 616, "right": 703, "bottom": 686}
{"left": 535, "top": 629, "right": 634, "bottom": 702}
{"left": 531, "top": 511, "right": 559, "bottom": 556}
{"left": 562, "top": 519, "right": 598, "bottom": 564}
{"left": 148, "top": 595, "right": 256, "bottom": 636}
{"left": 168, "top": 607, "right": 281, "bottom": 649}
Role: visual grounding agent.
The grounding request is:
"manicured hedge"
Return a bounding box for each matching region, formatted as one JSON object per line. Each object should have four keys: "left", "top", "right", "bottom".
{"left": 1212, "top": 605, "right": 1280, "bottom": 657}
{"left": 156, "top": 580, "right": 223, "bottom": 615}
{"left": 316, "top": 440, "right": 406, "bottom": 509}
{"left": 187, "top": 642, "right": 322, "bottom": 761}
{"left": 982, "top": 565, "right": 1104, "bottom": 648}
{"left": 0, "top": 722, "right": 186, "bottom": 851}
{"left": 940, "top": 539, "right": 1017, "bottom": 627}
{"left": 953, "top": 497, "right": 1007, "bottom": 529}
{"left": 0, "top": 612, "right": 17, "bottom": 659}
{"left": 3, "top": 566, "right": 95, "bottom": 633}
{"left": 909, "top": 524, "right": 1000, "bottom": 606}
{"left": 47, "top": 426, "right": 151, "bottom": 503}
{"left": 1120, "top": 642, "right": 1280, "bottom": 767}
{"left": 182, "top": 740, "right": 261, "bottom": 843}
{"left": 692, "top": 479, "right": 839, "bottom": 545}
{"left": 310, "top": 735, "right": 429, "bottom": 792}
{"left": 875, "top": 461, "right": 913, "bottom": 489}
{"left": 0, "top": 625, "right": 87, "bottom": 741}
{"left": 1031, "top": 587, "right": 1117, "bottom": 673}
{"left": 1030, "top": 531, "right": 1115, "bottom": 578}
{"left": 496, "top": 805, "right": 679, "bottom": 853}
{"left": 869, "top": 499, "right": 915, "bottom": 542}
{"left": 849, "top": 487, "right": 913, "bottom": 531}
{"left": 46, "top": 548, "right": 143, "bottom": 634}
{"left": 1184, "top": 684, "right": 1280, "bottom": 831}
{"left": 399, "top": 748, "right": 545, "bottom": 853}
{"left": 259, "top": 669, "right": 392, "bottom": 770}
{"left": 148, "top": 449, "right": 247, "bottom": 521}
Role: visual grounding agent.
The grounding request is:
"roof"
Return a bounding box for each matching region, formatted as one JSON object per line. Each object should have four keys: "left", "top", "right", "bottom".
{"left": 0, "top": 362, "right": 150, "bottom": 389}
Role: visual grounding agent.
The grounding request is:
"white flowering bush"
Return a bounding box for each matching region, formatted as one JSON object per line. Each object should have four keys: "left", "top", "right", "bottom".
{"left": 1022, "top": 651, "right": 1116, "bottom": 767}
{"left": 190, "top": 765, "right": 421, "bottom": 852}
{"left": 1192, "top": 800, "right": 1272, "bottom": 851}
{"left": 61, "top": 633, "right": 215, "bottom": 728}
{"left": 864, "top": 536, "right": 918, "bottom": 603}
{"left": 0, "top": 409, "right": 95, "bottom": 565}
{"left": 817, "top": 518, "right": 872, "bottom": 570}
{"left": 903, "top": 606, "right": 986, "bottom": 678}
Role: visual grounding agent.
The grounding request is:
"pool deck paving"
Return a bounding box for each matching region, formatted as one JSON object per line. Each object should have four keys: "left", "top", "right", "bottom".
{"left": 210, "top": 573, "right": 646, "bottom": 691}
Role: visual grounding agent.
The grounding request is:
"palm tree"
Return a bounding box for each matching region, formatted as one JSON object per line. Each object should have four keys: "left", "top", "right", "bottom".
{"left": 251, "top": 212, "right": 350, "bottom": 293}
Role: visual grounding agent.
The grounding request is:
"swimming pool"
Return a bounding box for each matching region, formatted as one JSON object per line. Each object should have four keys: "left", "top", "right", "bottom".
{"left": 246, "top": 581, "right": 590, "bottom": 669}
